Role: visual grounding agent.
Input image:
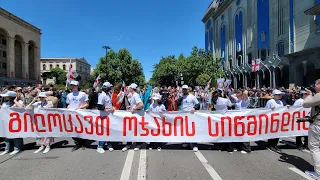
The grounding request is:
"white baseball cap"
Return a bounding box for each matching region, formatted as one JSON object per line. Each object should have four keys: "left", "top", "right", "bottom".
{"left": 128, "top": 83, "right": 138, "bottom": 89}
{"left": 272, "top": 89, "right": 282, "bottom": 95}
{"left": 0, "top": 91, "right": 16, "bottom": 97}
{"left": 70, "top": 80, "right": 79, "bottom": 86}
{"left": 182, "top": 85, "right": 189, "bottom": 89}
{"left": 38, "top": 92, "right": 48, "bottom": 98}
{"left": 102, "top": 82, "right": 113, "bottom": 88}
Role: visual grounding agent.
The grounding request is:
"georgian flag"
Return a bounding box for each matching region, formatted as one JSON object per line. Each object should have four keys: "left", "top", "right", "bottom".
{"left": 122, "top": 81, "right": 127, "bottom": 93}
{"left": 67, "top": 59, "right": 78, "bottom": 83}
{"left": 252, "top": 59, "right": 261, "bottom": 72}
{"left": 93, "top": 74, "right": 101, "bottom": 88}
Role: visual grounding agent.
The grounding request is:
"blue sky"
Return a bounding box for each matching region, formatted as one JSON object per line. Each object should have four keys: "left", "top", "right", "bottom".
{"left": 1, "top": 0, "right": 211, "bottom": 81}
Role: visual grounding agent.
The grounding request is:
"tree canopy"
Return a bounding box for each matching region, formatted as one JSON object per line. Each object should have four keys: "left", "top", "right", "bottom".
{"left": 93, "top": 48, "right": 146, "bottom": 87}
{"left": 41, "top": 67, "right": 67, "bottom": 85}
{"left": 150, "top": 46, "right": 224, "bottom": 87}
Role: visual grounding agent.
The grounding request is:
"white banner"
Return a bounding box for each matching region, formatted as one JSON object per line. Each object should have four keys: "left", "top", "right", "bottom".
{"left": 0, "top": 107, "right": 310, "bottom": 142}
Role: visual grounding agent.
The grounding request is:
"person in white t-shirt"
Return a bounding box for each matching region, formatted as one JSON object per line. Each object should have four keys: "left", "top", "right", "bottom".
{"left": 26, "top": 92, "right": 54, "bottom": 154}
{"left": 265, "top": 89, "right": 289, "bottom": 153}
{"left": 212, "top": 89, "right": 234, "bottom": 153}
{"left": 177, "top": 85, "right": 200, "bottom": 152}
{"left": 146, "top": 95, "right": 166, "bottom": 151}
{"left": 293, "top": 90, "right": 309, "bottom": 151}
{"left": 122, "top": 83, "right": 144, "bottom": 152}
{"left": 66, "top": 80, "right": 89, "bottom": 152}
{"left": 96, "top": 82, "right": 116, "bottom": 154}
{"left": 0, "top": 91, "right": 24, "bottom": 156}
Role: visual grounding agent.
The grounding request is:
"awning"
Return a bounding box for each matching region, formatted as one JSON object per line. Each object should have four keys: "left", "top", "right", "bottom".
{"left": 304, "top": 4, "right": 320, "bottom": 15}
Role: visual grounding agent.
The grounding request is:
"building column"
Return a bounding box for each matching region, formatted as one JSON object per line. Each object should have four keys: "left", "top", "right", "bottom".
{"left": 272, "top": 69, "right": 276, "bottom": 88}
{"left": 7, "top": 36, "right": 15, "bottom": 78}
{"left": 22, "top": 43, "right": 28, "bottom": 79}
{"left": 35, "top": 46, "right": 40, "bottom": 80}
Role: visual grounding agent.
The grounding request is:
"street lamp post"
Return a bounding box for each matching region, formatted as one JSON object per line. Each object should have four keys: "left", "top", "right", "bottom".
{"left": 102, "top": 46, "right": 111, "bottom": 81}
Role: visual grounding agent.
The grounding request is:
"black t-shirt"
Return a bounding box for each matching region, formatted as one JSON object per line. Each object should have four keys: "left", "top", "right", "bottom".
{"left": 160, "top": 90, "right": 169, "bottom": 100}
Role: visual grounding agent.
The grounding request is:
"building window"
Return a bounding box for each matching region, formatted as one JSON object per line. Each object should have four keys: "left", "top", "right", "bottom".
{"left": 63, "top": 64, "right": 66, "bottom": 70}
{"left": 2, "top": 51, "right": 6, "bottom": 58}
{"left": 229, "top": 59, "right": 233, "bottom": 69}
{"left": 57, "top": 64, "right": 60, "bottom": 69}
{"left": 3, "top": 63, "right": 6, "bottom": 69}
{"left": 278, "top": 42, "right": 285, "bottom": 57}
{"left": 49, "top": 64, "right": 53, "bottom": 70}
{"left": 248, "top": 53, "right": 252, "bottom": 64}
{"left": 2, "top": 39, "right": 6, "bottom": 45}
{"left": 43, "top": 64, "right": 46, "bottom": 70}
{"left": 261, "top": 48, "right": 267, "bottom": 61}
{"left": 237, "top": 55, "right": 242, "bottom": 66}
{"left": 261, "top": 31, "right": 266, "bottom": 42}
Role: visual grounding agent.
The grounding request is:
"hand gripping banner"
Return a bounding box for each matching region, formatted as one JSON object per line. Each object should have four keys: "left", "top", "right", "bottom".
{"left": 0, "top": 107, "right": 310, "bottom": 142}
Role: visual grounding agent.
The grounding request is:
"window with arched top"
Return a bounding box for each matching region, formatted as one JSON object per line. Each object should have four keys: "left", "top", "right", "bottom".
{"left": 49, "top": 64, "right": 52, "bottom": 70}
{"left": 261, "top": 48, "right": 267, "bottom": 61}
{"left": 43, "top": 64, "right": 46, "bottom": 70}
{"left": 56, "top": 64, "right": 60, "bottom": 69}
{"left": 63, "top": 64, "right": 66, "bottom": 70}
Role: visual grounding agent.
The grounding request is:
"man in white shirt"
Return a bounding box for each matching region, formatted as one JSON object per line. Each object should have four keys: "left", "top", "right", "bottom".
{"left": 66, "top": 80, "right": 89, "bottom": 152}
{"left": 177, "top": 85, "right": 200, "bottom": 152}
{"left": 122, "top": 83, "right": 144, "bottom": 152}
{"left": 293, "top": 90, "right": 308, "bottom": 151}
{"left": 97, "top": 82, "right": 115, "bottom": 154}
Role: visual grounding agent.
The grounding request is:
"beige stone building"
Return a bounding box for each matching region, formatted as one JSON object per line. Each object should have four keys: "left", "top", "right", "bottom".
{"left": 0, "top": 8, "right": 41, "bottom": 86}
{"left": 41, "top": 57, "right": 91, "bottom": 85}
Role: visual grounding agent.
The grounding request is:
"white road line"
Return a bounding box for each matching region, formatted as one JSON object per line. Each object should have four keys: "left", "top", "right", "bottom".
{"left": 289, "top": 167, "right": 314, "bottom": 180}
{"left": 137, "top": 149, "right": 147, "bottom": 180}
{"left": 194, "top": 151, "right": 223, "bottom": 180}
{"left": 120, "top": 150, "right": 135, "bottom": 180}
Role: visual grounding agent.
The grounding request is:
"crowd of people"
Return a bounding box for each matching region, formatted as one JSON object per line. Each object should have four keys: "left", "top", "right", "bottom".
{"left": 0, "top": 81, "right": 312, "bottom": 156}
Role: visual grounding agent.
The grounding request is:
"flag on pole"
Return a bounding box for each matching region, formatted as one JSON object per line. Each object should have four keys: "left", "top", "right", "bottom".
{"left": 205, "top": 78, "right": 212, "bottom": 91}
{"left": 122, "top": 81, "right": 127, "bottom": 94}
{"left": 66, "top": 59, "right": 78, "bottom": 83}
{"left": 93, "top": 74, "right": 101, "bottom": 88}
{"left": 252, "top": 59, "right": 261, "bottom": 72}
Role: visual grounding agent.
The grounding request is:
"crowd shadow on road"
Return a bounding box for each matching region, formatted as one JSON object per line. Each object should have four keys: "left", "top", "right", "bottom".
{"left": 278, "top": 153, "right": 313, "bottom": 172}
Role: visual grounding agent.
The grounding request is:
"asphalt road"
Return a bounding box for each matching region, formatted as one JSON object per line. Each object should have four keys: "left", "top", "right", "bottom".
{"left": 0, "top": 137, "right": 315, "bottom": 180}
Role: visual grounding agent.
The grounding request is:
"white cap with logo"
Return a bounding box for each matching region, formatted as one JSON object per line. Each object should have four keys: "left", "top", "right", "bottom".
{"left": 70, "top": 80, "right": 79, "bottom": 86}
{"left": 102, "top": 82, "right": 113, "bottom": 88}
{"left": 182, "top": 85, "right": 189, "bottom": 89}
{"left": 272, "top": 89, "right": 282, "bottom": 95}
{"left": 128, "top": 83, "right": 138, "bottom": 89}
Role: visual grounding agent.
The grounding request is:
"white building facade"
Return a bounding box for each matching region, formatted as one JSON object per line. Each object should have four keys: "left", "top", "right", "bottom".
{"left": 0, "top": 8, "right": 41, "bottom": 86}
{"left": 41, "top": 58, "right": 91, "bottom": 85}
{"left": 203, "top": 0, "right": 320, "bottom": 89}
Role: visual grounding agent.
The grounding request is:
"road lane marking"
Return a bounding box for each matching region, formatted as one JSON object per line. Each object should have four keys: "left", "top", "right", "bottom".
{"left": 289, "top": 167, "right": 314, "bottom": 180}
{"left": 194, "top": 151, "right": 223, "bottom": 180}
{"left": 120, "top": 150, "right": 135, "bottom": 180}
{"left": 137, "top": 149, "right": 147, "bottom": 180}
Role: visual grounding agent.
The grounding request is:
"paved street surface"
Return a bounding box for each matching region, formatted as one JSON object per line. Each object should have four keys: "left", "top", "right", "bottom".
{"left": 0, "top": 137, "right": 315, "bottom": 180}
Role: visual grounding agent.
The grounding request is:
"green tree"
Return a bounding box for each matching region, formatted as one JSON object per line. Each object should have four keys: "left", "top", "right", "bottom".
{"left": 94, "top": 48, "right": 145, "bottom": 87}
{"left": 150, "top": 55, "right": 178, "bottom": 87}
{"left": 50, "top": 67, "right": 67, "bottom": 84}
{"left": 151, "top": 46, "right": 224, "bottom": 87}
{"left": 196, "top": 73, "right": 210, "bottom": 86}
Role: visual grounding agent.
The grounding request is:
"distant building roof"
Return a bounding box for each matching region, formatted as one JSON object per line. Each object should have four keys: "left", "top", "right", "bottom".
{"left": 41, "top": 57, "right": 89, "bottom": 64}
